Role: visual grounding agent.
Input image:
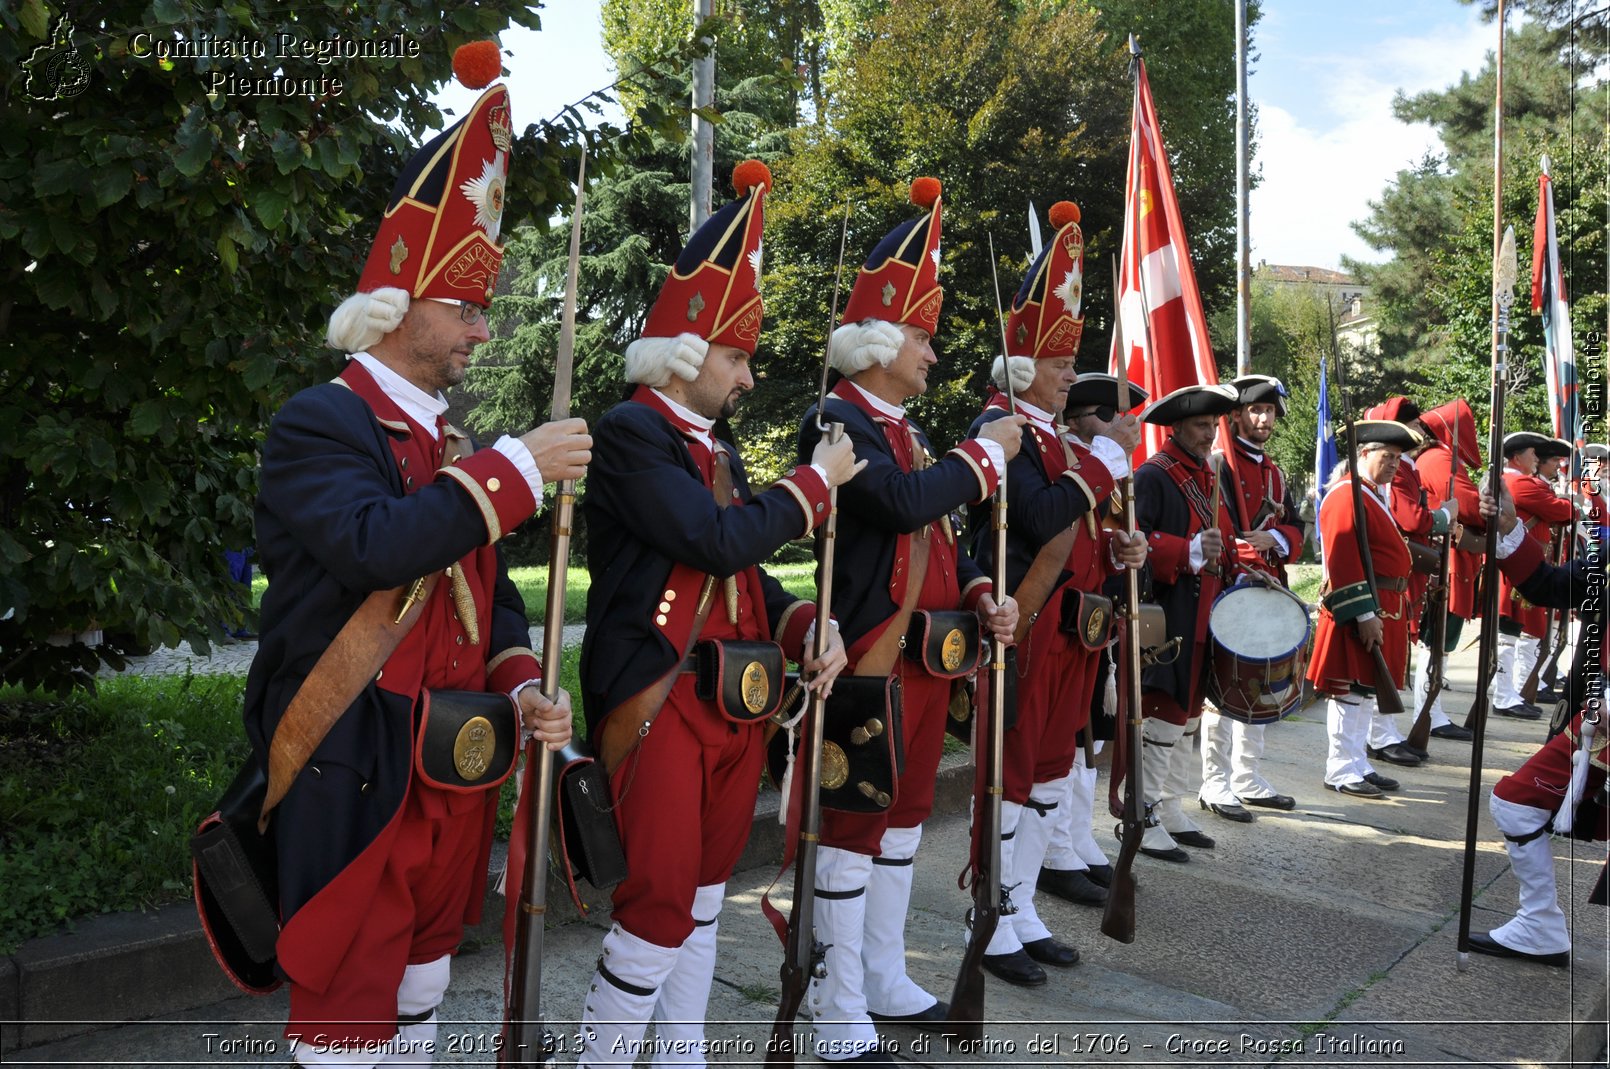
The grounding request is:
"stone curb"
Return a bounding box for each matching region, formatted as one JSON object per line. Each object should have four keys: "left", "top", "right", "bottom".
{"left": 0, "top": 755, "right": 975, "bottom": 1054}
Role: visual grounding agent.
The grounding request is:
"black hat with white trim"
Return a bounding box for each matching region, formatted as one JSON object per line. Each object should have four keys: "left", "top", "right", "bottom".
{"left": 1066, "top": 374, "right": 1148, "bottom": 413}
{"left": 1230, "top": 374, "right": 1288, "bottom": 416}
{"left": 1502, "top": 431, "right": 1553, "bottom": 459}
{"left": 1346, "top": 419, "right": 1424, "bottom": 451}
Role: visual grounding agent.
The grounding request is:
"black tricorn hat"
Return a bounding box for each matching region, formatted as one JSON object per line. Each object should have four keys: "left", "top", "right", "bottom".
{"left": 1066, "top": 374, "right": 1148, "bottom": 412}
{"left": 1535, "top": 437, "right": 1573, "bottom": 460}
{"left": 1502, "top": 431, "right": 1553, "bottom": 459}
{"left": 1230, "top": 374, "right": 1288, "bottom": 416}
{"left": 1140, "top": 383, "right": 1239, "bottom": 425}
{"left": 1346, "top": 419, "right": 1424, "bottom": 451}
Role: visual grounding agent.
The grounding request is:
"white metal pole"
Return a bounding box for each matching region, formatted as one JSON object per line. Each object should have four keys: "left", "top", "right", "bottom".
{"left": 690, "top": 0, "right": 715, "bottom": 231}
{"left": 1234, "top": 0, "right": 1251, "bottom": 377}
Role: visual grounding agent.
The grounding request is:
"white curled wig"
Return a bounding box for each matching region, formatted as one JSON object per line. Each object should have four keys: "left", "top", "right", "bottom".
{"left": 828, "top": 318, "right": 904, "bottom": 376}
{"left": 623, "top": 332, "right": 709, "bottom": 388}
{"left": 326, "top": 287, "right": 411, "bottom": 353}
{"left": 990, "top": 355, "right": 1036, "bottom": 395}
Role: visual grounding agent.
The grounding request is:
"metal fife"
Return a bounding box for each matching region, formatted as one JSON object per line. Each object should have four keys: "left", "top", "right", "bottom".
{"left": 1459, "top": 222, "right": 1521, "bottom": 967}
{"left": 768, "top": 203, "right": 851, "bottom": 1064}
{"left": 1101, "top": 253, "right": 1146, "bottom": 944}
{"left": 505, "top": 146, "right": 586, "bottom": 1065}
{"left": 946, "top": 233, "right": 1016, "bottom": 1037}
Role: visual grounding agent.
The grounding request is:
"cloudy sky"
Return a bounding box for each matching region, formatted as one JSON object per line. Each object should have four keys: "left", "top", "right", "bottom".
{"left": 433, "top": 1, "right": 1501, "bottom": 272}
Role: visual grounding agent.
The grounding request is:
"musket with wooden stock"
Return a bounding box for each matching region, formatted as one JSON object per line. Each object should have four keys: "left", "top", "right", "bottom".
{"left": 1328, "top": 302, "right": 1406, "bottom": 718}
{"left": 767, "top": 205, "right": 851, "bottom": 1064}
{"left": 1458, "top": 222, "right": 1520, "bottom": 966}
{"left": 1521, "top": 526, "right": 1566, "bottom": 703}
{"left": 504, "top": 147, "right": 586, "bottom": 1066}
{"left": 1457, "top": 3, "right": 1516, "bottom": 965}
{"left": 1101, "top": 252, "right": 1146, "bottom": 945}
{"left": 1407, "top": 412, "right": 1459, "bottom": 752}
{"left": 945, "top": 233, "right": 1015, "bottom": 1037}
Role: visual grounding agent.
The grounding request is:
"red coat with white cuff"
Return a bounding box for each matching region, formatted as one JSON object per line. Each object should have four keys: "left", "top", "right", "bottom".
{"left": 1307, "top": 474, "right": 1413, "bottom": 696}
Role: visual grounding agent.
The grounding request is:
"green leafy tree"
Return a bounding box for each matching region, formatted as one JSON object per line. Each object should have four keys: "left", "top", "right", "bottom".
{"left": 0, "top": 1, "right": 702, "bottom": 692}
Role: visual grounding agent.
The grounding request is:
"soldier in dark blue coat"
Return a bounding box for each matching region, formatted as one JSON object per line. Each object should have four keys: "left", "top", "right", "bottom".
{"left": 575, "top": 162, "right": 860, "bottom": 1066}
{"left": 792, "top": 177, "right": 1022, "bottom": 1058}
{"left": 240, "top": 63, "right": 590, "bottom": 1065}
{"left": 1131, "top": 384, "right": 1241, "bottom": 863}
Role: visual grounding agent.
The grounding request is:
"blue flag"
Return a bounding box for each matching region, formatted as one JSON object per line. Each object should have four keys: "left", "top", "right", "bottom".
{"left": 1314, "top": 356, "right": 1338, "bottom": 504}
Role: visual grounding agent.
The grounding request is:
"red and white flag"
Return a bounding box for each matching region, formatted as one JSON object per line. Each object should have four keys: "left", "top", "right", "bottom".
{"left": 1109, "top": 56, "right": 1221, "bottom": 462}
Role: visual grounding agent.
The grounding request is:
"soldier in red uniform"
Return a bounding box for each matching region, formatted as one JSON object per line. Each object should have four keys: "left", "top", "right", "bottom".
{"left": 1132, "top": 384, "right": 1242, "bottom": 860}
{"left": 793, "top": 178, "right": 1022, "bottom": 1057}
{"left": 1412, "top": 399, "right": 1486, "bottom": 732}
{"left": 1308, "top": 420, "right": 1423, "bottom": 798}
{"left": 241, "top": 62, "right": 592, "bottom": 1065}
{"left": 1361, "top": 396, "right": 1465, "bottom": 756}
{"left": 1036, "top": 374, "right": 1148, "bottom": 908}
{"left": 965, "top": 199, "right": 1145, "bottom": 986}
{"left": 1471, "top": 483, "right": 1607, "bottom": 967}
{"left": 575, "top": 163, "right": 860, "bottom": 1066}
{"left": 1491, "top": 432, "right": 1575, "bottom": 718}
{"left": 1198, "top": 375, "right": 1304, "bottom": 822}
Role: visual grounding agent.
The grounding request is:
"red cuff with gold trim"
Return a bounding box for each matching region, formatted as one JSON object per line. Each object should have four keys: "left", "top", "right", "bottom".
{"left": 1497, "top": 531, "right": 1546, "bottom": 586}
{"left": 775, "top": 599, "right": 819, "bottom": 661}
{"left": 773, "top": 465, "right": 833, "bottom": 537}
{"left": 1147, "top": 530, "right": 1191, "bottom": 581}
{"left": 487, "top": 646, "right": 542, "bottom": 696}
{"left": 439, "top": 449, "right": 539, "bottom": 544}
{"left": 952, "top": 439, "right": 1000, "bottom": 503}
{"left": 960, "top": 576, "right": 991, "bottom": 612}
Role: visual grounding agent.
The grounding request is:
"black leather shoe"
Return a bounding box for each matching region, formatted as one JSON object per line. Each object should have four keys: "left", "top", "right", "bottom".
{"left": 1329, "top": 780, "right": 1384, "bottom": 798}
{"left": 982, "top": 949, "right": 1047, "bottom": 986}
{"left": 1022, "top": 937, "right": 1080, "bottom": 967}
{"left": 1494, "top": 703, "right": 1542, "bottom": 720}
{"left": 1534, "top": 687, "right": 1562, "bottom": 705}
{"left": 1083, "top": 863, "right": 1114, "bottom": 888}
{"left": 1363, "top": 771, "right": 1399, "bottom": 791}
{"left": 1431, "top": 723, "right": 1474, "bottom": 741}
{"left": 869, "top": 1001, "right": 952, "bottom": 1032}
{"left": 1240, "top": 793, "right": 1296, "bottom": 811}
{"left": 1037, "top": 867, "right": 1107, "bottom": 906}
{"left": 1468, "top": 931, "right": 1569, "bottom": 967}
{"left": 1140, "top": 844, "right": 1191, "bottom": 863}
{"left": 1171, "top": 829, "right": 1216, "bottom": 849}
{"left": 1200, "top": 798, "right": 1254, "bottom": 823}
{"left": 1367, "top": 743, "right": 1423, "bottom": 767}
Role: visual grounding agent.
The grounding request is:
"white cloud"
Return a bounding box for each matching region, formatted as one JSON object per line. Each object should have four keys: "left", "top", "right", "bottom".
{"left": 1251, "top": 10, "right": 1493, "bottom": 271}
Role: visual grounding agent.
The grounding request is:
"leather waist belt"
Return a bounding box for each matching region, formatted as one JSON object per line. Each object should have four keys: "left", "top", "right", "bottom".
{"left": 1377, "top": 577, "right": 1409, "bottom": 593}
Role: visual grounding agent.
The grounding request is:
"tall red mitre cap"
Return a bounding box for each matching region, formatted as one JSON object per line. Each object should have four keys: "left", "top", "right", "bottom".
{"left": 1006, "top": 200, "right": 1085, "bottom": 359}
{"left": 1420, "top": 398, "right": 1482, "bottom": 468}
{"left": 839, "top": 177, "right": 944, "bottom": 336}
{"left": 357, "top": 45, "right": 512, "bottom": 307}
{"left": 641, "top": 160, "right": 772, "bottom": 354}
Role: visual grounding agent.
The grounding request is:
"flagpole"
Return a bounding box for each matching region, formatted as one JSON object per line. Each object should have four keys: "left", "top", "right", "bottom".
{"left": 1234, "top": 0, "right": 1252, "bottom": 377}
{"left": 690, "top": 0, "right": 714, "bottom": 230}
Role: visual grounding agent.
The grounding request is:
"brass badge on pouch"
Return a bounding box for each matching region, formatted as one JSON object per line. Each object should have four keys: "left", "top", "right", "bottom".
{"left": 820, "top": 741, "right": 849, "bottom": 789}
{"left": 453, "top": 716, "right": 494, "bottom": 781}
{"left": 941, "top": 628, "right": 966, "bottom": 672}
{"left": 1086, "top": 604, "right": 1108, "bottom": 646}
{"left": 741, "top": 660, "right": 770, "bottom": 714}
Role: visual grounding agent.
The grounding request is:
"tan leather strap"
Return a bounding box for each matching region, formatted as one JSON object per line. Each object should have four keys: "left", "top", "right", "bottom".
{"left": 854, "top": 531, "right": 933, "bottom": 679}
{"left": 257, "top": 427, "right": 479, "bottom": 831}
{"left": 597, "top": 448, "right": 735, "bottom": 775}
{"left": 259, "top": 575, "right": 438, "bottom": 831}
{"left": 1011, "top": 527, "right": 1076, "bottom": 645}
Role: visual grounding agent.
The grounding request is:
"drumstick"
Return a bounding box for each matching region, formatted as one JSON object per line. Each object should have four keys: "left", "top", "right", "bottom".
{"left": 1208, "top": 453, "right": 1226, "bottom": 576}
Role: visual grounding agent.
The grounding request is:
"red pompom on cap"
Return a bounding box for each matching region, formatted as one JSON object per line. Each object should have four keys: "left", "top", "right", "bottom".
{"left": 453, "top": 41, "right": 503, "bottom": 90}
{"left": 732, "top": 159, "right": 772, "bottom": 196}
{"left": 909, "top": 176, "right": 941, "bottom": 208}
{"left": 1049, "top": 200, "right": 1081, "bottom": 229}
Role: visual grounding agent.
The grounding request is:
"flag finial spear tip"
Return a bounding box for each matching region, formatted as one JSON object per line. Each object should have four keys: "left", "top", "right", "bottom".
{"left": 1540, "top": 153, "right": 1551, "bottom": 175}
{"left": 1128, "top": 33, "right": 1141, "bottom": 56}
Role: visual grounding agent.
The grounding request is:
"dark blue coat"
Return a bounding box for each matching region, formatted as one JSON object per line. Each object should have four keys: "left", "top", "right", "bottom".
{"left": 796, "top": 390, "right": 993, "bottom": 652}
{"left": 580, "top": 396, "right": 825, "bottom": 734}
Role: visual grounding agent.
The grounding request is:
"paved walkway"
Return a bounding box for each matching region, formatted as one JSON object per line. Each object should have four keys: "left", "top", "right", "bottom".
{"left": 28, "top": 641, "right": 1604, "bottom": 1067}
{"left": 104, "top": 624, "right": 589, "bottom": 678}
